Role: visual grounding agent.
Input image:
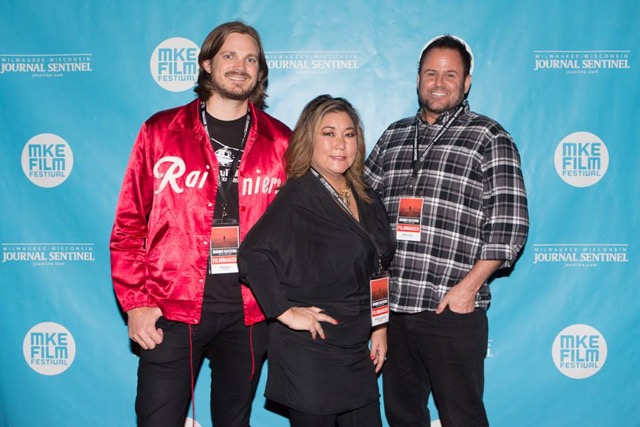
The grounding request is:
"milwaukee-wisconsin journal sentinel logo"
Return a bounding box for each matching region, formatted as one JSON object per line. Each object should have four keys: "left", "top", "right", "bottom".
{"left": 552, "top": 324, "right": 607, "bottom": 379}
{"left": 0, "top": 54, "right": 93, "bottom": 78}
{"left": 2, "top": 243, "right": 95, "bottom": 266}
{"left": 533, "top": 50, "right": 631, "bottom": 74}
{"left": 23, "top": 322, "right": 76, "bottom": 375}
{"left": 150, "top": 37, "right": 199, "bottom": 92}
{"left": 554, "top": 132, "right": 609, "bottom": 187}
{"left": 266, "top": 51, "right": 359, "bottom": 75}
{"left": 21, "top": 133, "right": 73, "bottom": 188}
{"left": 533, "top": 244, "right": 628, "bottom": 268}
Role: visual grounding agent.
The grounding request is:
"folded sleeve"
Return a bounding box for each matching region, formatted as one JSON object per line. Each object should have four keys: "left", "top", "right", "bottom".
{"left": 480, "top": 131, "right": 529, "bottom": 268}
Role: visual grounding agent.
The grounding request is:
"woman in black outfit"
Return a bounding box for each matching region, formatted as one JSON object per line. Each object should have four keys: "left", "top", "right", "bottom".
{"left": 238, "top": 95, "right": 395, "bottom": 427}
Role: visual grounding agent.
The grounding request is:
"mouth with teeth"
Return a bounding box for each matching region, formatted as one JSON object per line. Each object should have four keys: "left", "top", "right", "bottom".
{"left": 430, "top": 90, "right": 448, "bottom": 98}
{"left": 226, "top": 72, "right": 250, "bottom": 82}
{"left": 222, "top": 72, "right": 253, "bottom": 96}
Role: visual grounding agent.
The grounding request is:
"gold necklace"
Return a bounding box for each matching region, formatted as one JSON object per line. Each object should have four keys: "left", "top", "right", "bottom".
{"left": 340, "top": 187, "right": 352, "bottom": 205}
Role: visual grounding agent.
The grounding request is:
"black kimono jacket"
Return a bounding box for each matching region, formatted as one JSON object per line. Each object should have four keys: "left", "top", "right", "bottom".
{"left": 238, "top": 170, "right": 395, "bottom": 415}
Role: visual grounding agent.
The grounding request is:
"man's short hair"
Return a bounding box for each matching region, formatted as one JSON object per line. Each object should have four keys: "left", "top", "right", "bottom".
{"left": 418, "top": 35, "right": 473, "bottom": 77}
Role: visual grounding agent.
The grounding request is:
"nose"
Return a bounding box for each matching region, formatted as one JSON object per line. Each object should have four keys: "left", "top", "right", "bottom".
{"left": 334, "top": 135, "right": 346, "bottom": 150}
{"left": 232, "top": 57, "right": 246, "bottom": 71}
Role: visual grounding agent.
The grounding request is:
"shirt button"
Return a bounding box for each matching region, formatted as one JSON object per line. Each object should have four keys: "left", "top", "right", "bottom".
{"left": 208, "top": 203, "right": 213, "bottom": 207}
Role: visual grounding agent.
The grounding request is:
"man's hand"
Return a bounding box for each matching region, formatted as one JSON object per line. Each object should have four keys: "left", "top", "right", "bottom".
{"left": 436, "top": 260, "right": 503, "bottom": 314}
{"left": 436, "top": 283, "right": 477, "bottom": 314}
{"left": 277, "top": 306, "right": 338, "bottom": 340}
{"left": 127, "top": 306, "right": 164, "bottom": 350}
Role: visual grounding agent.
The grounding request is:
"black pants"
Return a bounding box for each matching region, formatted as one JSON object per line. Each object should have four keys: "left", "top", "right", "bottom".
{"left": 135, "top": 311, "right": 267, "bottom": 427}
{"left": 383, "top": 309, "right": 489, "bottom": 427}
{"left": 288, "top": 400, "right": 382, "bottom": 427}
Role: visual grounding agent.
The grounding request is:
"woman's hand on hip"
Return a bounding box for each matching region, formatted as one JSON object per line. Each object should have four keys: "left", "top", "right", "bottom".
{"left": 277, "top": 306, "right": 338, "bottom": 340}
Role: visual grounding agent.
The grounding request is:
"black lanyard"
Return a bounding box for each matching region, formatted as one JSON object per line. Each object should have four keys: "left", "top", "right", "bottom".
{"left": 200, "top": 102, "right": 250, "bottom": 222}
{"left": 310, "top": 167, "right": 353, "bottom": 218}
{"left": 403, "top": 103, "right": 465, "bottom": 195}
{"left": 310, "top": 168, "right": 384, "bottom": 274}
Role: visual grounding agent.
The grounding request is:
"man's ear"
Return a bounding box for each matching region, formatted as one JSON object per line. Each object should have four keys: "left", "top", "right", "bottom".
{"left": 464, "top": 74, "right": 472, "bottom": 95}
{"left": 202, "top": 59, "right": 212, "bottom": 74}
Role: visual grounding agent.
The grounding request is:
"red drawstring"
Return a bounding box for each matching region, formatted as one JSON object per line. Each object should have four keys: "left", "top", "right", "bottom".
{"left": 189, "top": 324, "right": 196, "bottom": 427}
{"left": 249, "top": 323, "right": 256, "bottom": 382}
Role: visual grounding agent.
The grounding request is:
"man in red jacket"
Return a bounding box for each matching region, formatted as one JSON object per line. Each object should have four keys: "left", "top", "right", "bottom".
{"left": 110, "top": 21, "right": 291, "bottom": 427}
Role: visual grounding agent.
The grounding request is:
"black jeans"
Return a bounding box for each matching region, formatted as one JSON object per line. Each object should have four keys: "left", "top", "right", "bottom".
{"left": 383, "top": 308, "right": 489, "bottom": 427}
{"left": 289, "top": 400, "right": 382, "bottom": 427}
{"left": 135, "top": 311, "right": 267, "bottom": 427}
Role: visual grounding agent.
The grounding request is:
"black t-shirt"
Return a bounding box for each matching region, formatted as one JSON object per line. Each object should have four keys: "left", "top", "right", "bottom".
{"left": 202, "top": 111, "right": 250, "bottom": 312}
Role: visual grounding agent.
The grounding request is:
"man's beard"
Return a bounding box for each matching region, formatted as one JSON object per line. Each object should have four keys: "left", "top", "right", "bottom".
{"left": 417, "top": 84, "right": 466, "bottom": 116}
{"left": 210, "top": 72, "right": 257, "bottom": 101}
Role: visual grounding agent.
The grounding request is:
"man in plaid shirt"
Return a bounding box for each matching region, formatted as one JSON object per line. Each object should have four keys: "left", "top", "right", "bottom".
{"left": 365, "top": 35, "right": 529, "bottom": 426}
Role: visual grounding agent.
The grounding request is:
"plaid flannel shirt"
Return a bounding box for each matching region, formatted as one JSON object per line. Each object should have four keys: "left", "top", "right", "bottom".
{"left": 365, "top": 102, "right": 529, "bottom": 313}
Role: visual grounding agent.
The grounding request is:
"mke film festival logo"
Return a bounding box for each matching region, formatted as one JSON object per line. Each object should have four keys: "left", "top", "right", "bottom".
{"left": 552, "top": 324, "right": 607, "bottom": 379}
{"left": 0, "top": 54, "right": 92, "bottom": 78}
{"left": 2, "top": 243, "right": 95, "bottom": 266}
{"left": 554, "top": 131, "right": 608, "bottom": 188}
{"left": 150, "top": 37, "right": 199, "bottom": 92}
{"left": 23, "top": 322, "right": 76, "bottom": 376}
{"left": 266, "top": 51, "right": 359, "bottom": 74}
{"left": 21, "top": 133, "right": 73, "bottom": 188}
{"left": 533, "top": 50, "right": 631, "bottom": 74}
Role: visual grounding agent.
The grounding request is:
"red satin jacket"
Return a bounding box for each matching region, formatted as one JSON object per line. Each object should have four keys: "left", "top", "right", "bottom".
{"left": 110, "top": 99, "right": 291, "bottom": 325}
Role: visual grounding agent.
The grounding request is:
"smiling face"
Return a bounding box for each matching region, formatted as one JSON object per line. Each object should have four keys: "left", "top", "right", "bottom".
{"left": 202, "top": 32, "right": 260, "bottom": 102}
{"left": 310, "top": 111, "right": 358, "bottom": 188}
{"left": 417, "top": 47, "right": 471, "bottom": 124}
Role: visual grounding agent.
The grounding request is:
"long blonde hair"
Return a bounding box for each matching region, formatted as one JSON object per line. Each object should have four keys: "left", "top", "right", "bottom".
{"left": 285, "top": 95, "right": 371, "bottom": 203}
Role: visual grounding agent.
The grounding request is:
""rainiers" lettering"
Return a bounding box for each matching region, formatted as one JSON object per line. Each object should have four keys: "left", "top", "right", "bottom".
{"left": 153, "top": 156, "right": 281, "bottom": 196}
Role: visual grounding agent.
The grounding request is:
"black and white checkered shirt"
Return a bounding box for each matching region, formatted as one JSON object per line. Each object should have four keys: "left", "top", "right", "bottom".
{"left": 365, "top": 102, "right": 529, "bottom": 313}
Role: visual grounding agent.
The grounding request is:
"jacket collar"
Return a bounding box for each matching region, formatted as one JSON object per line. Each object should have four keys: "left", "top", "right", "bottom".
{"left": 167, "top": 99, "right": 277, "bottom": 163}
{"left": 168, "top": 98, "right": 262, "bottom": 134}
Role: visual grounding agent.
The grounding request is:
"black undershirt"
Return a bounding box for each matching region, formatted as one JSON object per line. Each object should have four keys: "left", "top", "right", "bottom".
{"left": 203, "top": 111, "right": 250, "bottom": 313}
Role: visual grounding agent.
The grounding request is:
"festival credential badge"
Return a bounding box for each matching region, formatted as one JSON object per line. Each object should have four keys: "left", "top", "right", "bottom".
{"left": 396, "top": 197, "right": 423, "bottom": 241}
{"left": 370, "top": 275, "right": 389, "bottom": 326}
{"left": 209, "top": 224, "right": 239, "bottom": 274}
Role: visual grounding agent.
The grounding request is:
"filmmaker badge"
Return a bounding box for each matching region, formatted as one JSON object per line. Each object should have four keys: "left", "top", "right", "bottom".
{"left": 396, "top": 197, "right": 423, "bottom": 241}
{"left": 209, "top": 224, "right": 239, "bottom": 274}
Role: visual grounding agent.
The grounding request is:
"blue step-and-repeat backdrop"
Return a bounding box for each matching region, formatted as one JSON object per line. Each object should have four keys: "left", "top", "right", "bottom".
{"left": 1, "top": 1, "right": 638, "bottom": 426}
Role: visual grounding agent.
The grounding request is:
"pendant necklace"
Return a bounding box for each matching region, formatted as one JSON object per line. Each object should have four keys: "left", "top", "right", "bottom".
{"left": 340, "top": 187, "right": 352, "bottom": 206}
